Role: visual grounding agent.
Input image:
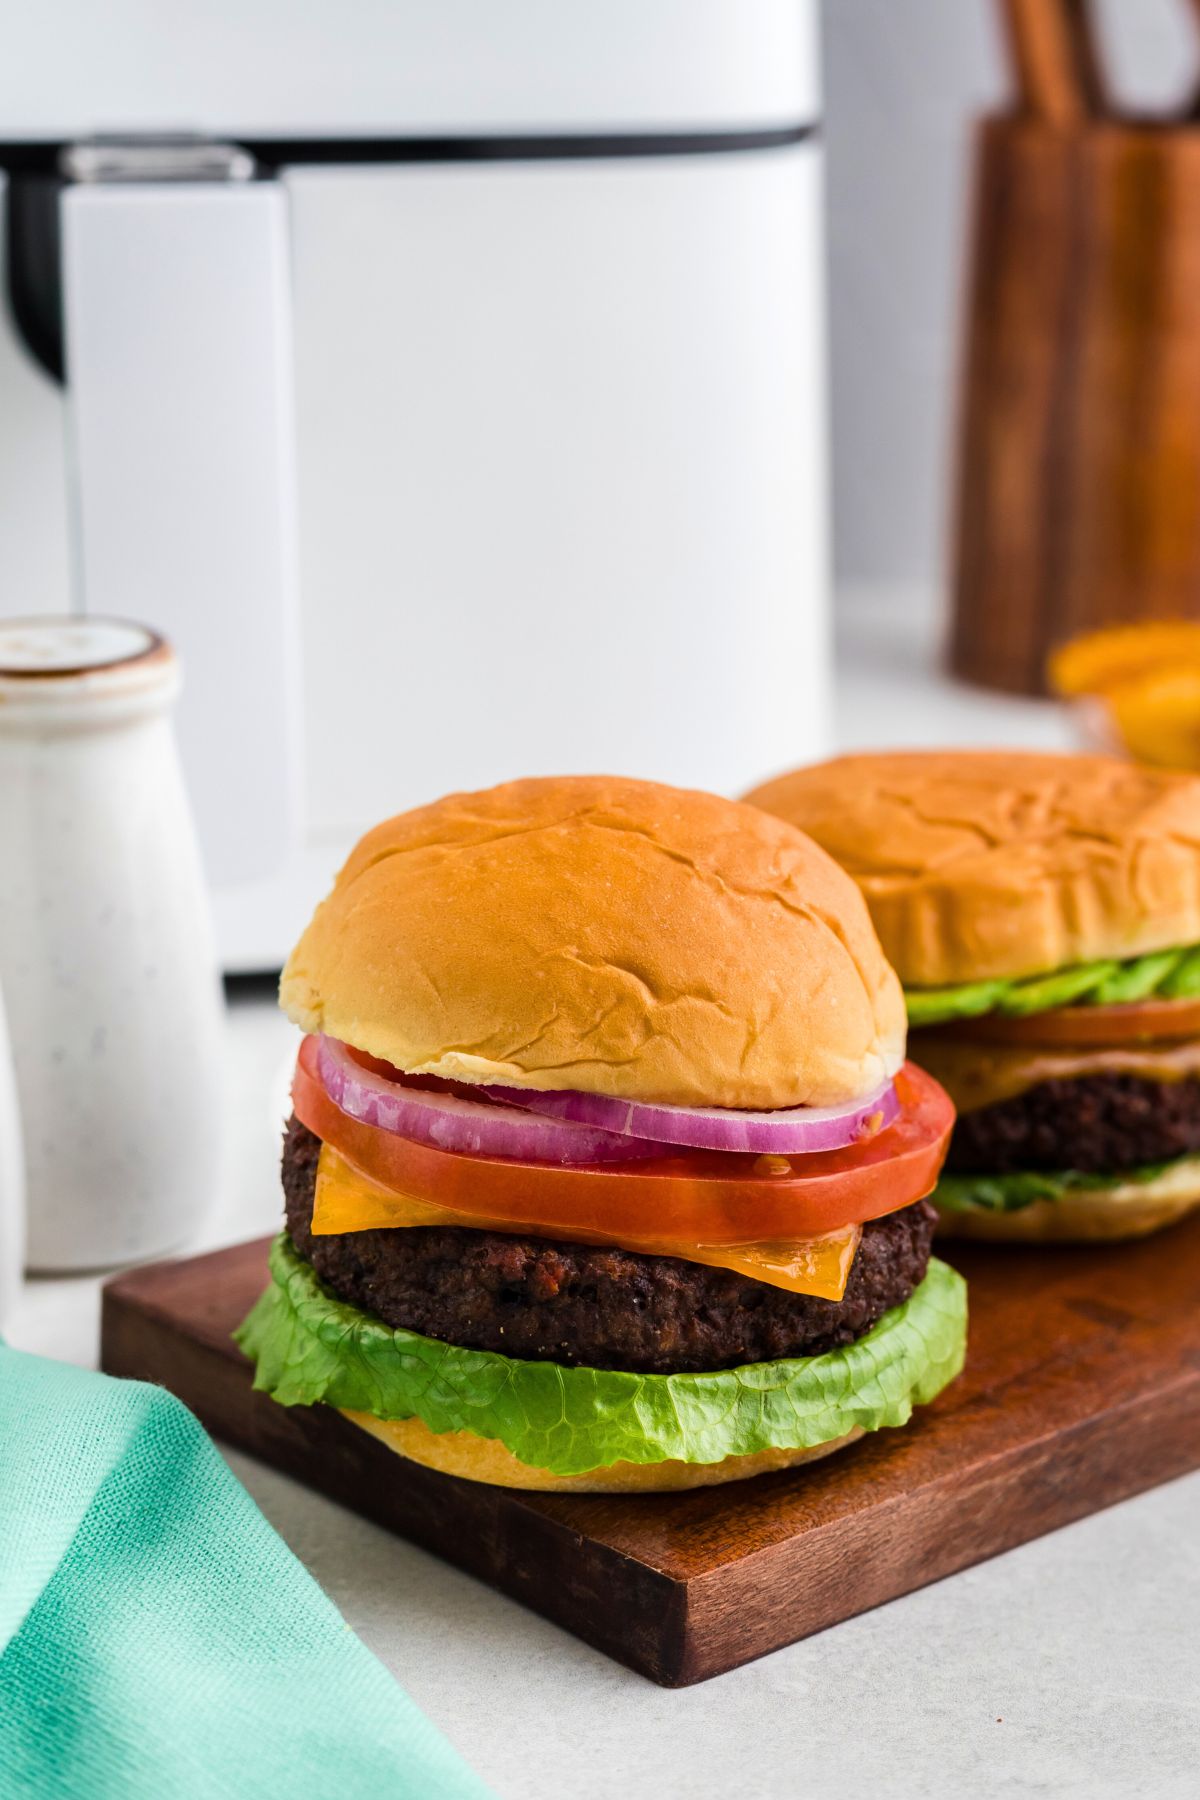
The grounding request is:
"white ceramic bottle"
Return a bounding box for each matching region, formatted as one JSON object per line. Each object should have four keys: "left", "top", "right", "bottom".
{"left": 0, "top": 979, "right": 24, "bottom": 1329}
{"left": 0, "top": 618, "right": 223, "bottom": 1270}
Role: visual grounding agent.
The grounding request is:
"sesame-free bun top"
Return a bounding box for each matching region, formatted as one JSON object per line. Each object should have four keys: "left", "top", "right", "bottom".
{"left": 280, "top": 775, "right": 905, "bottom": 1109}
{"left": 744, "top": 751, "right": 1200, "bottom": 989}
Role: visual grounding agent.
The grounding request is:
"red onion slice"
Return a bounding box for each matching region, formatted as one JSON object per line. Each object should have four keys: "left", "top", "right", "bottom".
{"left": 480, "top": 1077, "right": 900, "bottom": 1154}
{"left": 315, "top": 1036, "right": 664, "bottom": 1165}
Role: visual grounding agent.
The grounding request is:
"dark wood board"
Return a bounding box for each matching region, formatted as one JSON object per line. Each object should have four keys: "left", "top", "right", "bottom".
{"left": 100, "top": 1222, "right": 1200, "bottom": 1686}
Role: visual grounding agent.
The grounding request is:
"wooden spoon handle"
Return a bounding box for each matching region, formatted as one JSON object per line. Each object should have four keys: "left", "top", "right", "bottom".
{"left": 999, "top": 0, "right": 1107, "bottom": 123}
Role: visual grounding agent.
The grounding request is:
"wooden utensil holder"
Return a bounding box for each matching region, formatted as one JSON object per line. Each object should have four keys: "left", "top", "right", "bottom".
{"left": 949, "top": 0, "right": 1200, "bottom": 694}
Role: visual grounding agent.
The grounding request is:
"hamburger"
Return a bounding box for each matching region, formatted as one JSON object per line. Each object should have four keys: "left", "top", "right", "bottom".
{"left": 237, "top": 775, "right": 965, "bottom": 1491}
{"left": 745, "top": 750, "right": 1200, "bottom": 1243}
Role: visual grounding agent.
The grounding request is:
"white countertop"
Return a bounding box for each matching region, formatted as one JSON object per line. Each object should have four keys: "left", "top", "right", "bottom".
{"left": 7, "top": 607, "right": 1198, "bottom": 1799}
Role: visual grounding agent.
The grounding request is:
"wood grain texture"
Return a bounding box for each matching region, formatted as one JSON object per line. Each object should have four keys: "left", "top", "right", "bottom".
{"left": 951, "top": 112, "right": 1200, "bottom": 693}
{"left": 100, "top": 1223, "right": 1200, "bottom": 1685}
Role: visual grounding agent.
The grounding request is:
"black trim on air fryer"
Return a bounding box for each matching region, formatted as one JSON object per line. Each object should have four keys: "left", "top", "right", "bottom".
{"left": 0, "top": 123, "right": 815, "bottom": 177}
{"left": 241, "top": 124, "right": 816, "bottom": 168}
{"left": 4, "top": 172, "right": 64, "bottom": 381}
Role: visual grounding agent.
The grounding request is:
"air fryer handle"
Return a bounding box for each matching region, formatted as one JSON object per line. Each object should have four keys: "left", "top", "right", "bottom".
{"left": 58, "top": 164, "right": 301, "bottom": 891}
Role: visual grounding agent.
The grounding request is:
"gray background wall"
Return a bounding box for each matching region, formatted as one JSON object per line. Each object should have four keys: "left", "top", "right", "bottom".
{"left": 823, "top": 0, "right": 1200, "bottom": 597}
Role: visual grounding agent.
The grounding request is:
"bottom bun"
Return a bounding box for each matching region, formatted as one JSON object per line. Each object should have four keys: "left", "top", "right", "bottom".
{"left": 343, "top": 1409, "right": 865, "bottom": 1492}
{"left": 936, "top": 1161, "right": 1200, "bottom": 1244}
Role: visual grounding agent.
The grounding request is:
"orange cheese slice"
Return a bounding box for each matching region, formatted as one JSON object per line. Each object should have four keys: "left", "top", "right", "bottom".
{"left": 312, "top": 1143, "right": 862, "bottom": 1301}
{"left": 913, "top": 1030, "right": 1200, "bottom": 1115}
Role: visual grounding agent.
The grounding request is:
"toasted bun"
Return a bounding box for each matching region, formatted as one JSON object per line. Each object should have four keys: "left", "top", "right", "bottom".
{"left": 281, "top": 775, "right": 905, "bottom": 1109}
{"left": 937, "top": 1157, "right": 1200, "bottom": 1243}
{"left": 744, "top": 751, "right": 1200, "bottom": 988}
{"left": 343, "top": 1410, "right": 864, "bottom": 1491}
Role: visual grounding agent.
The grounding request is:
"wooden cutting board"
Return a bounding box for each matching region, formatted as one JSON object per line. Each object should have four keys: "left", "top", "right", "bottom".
{"left": 100, "top": 1222, "right": 1200, "bottom": 1685}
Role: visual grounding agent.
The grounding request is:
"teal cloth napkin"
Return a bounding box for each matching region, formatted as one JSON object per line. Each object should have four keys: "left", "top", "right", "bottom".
{"left": 0, "top": 1342, "right": 492, "bottom": 1800}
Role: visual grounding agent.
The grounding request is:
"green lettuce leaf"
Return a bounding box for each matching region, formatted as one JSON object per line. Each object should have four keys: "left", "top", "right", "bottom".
{"left": 934, "top": 1161, "right": 1173, "bottom": 1216}
{"left": 1092, "top": 950, "right": 1186, "bottom": 1006}
{"left": 906, "top": 942, "right": 1200, "bottom": 1027}
{"left": 236, "top": 1236, "right": 967, "bottom": 1479}
{"left": 1160, "top": 945, "right": 1200, "bottom": 998}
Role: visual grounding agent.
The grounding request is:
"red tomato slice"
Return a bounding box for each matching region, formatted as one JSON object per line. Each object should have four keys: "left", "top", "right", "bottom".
{"left": 923, "top": 994, "right": 1200, "bottom": 1050}
{"left": 291, "top": 1036, "right": 953, "bottom": 1242}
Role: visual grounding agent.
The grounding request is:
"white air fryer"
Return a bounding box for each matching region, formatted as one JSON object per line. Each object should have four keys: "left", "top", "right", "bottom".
{"left": 0, "top": 0, "right": 830, "bottom": 970}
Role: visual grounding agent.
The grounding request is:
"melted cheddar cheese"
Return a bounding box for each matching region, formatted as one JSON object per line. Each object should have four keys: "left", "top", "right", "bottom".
{"left": 912, "top": 1032, "right": 1200, "bottom": 1114}
{"left": 311, "top": 1143, "right": 862, "bottom": 1300}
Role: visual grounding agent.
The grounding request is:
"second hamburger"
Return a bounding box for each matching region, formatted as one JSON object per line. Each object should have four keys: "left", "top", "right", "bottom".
{"left": 747, "top": 749, "right": 1200, "bottom": 1242}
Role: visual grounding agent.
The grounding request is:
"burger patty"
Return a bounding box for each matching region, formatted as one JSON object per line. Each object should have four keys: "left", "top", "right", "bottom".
{"left": 945, "top": 1073, "right": 1200, "bottom": 1177}
{"left": 281, "top": 1116, "right": 936, "bottom": 1376}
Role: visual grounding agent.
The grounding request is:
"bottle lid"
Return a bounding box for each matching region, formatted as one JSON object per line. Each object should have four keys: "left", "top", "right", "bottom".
{"left": 0, "top": 617, "right": 178, "bottom": 723}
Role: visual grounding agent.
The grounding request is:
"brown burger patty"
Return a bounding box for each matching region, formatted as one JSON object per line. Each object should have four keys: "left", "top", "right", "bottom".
{"left": 281, "top": 1116, "right": 937, "bottom": 1375}
{"left": 945, "top": 1073, "right": 1200, "bottom": 1176}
